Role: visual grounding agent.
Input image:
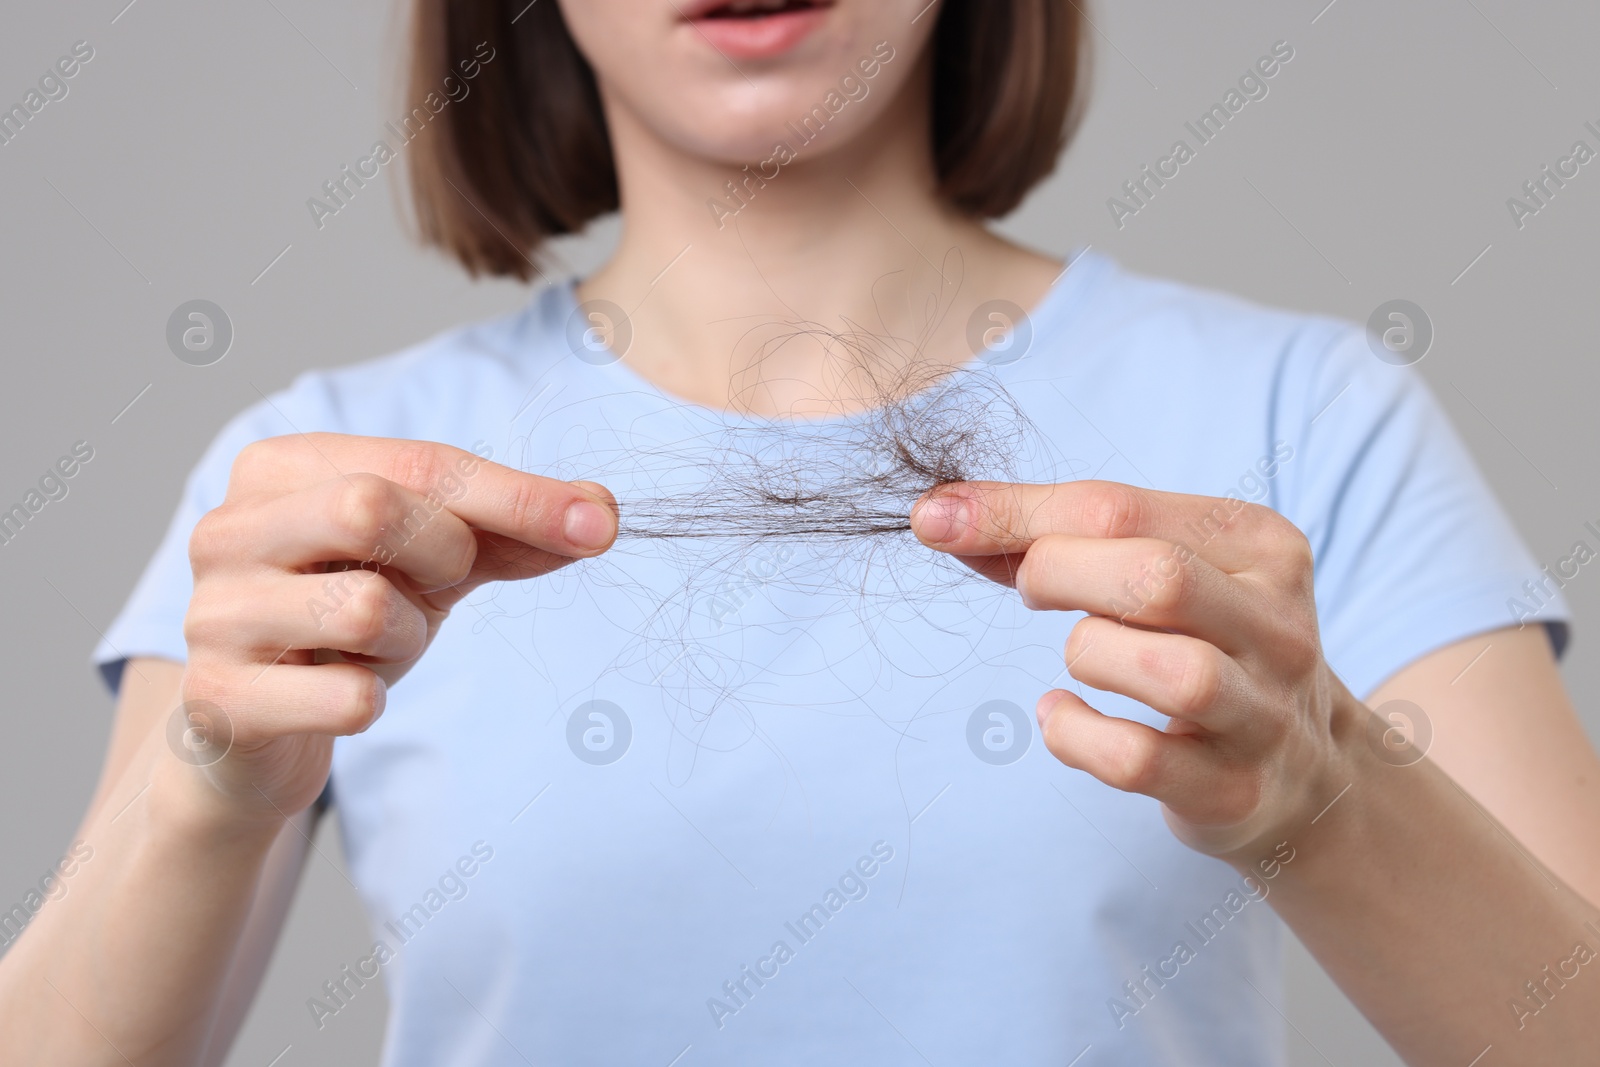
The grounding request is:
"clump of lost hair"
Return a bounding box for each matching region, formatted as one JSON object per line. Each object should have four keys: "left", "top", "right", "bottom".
{"left": 613, "top": 359, "right": 1029, "bottom": 543}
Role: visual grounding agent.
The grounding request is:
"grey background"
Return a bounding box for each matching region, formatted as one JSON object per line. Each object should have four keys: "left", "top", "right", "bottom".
{"left": 2, "top": 0, "right": 1595, "bottom": 1064}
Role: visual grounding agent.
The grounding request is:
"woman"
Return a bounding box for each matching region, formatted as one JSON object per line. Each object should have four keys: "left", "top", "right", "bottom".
{"left": 3, "top": 1, "right": 1597, "bottom": 1064}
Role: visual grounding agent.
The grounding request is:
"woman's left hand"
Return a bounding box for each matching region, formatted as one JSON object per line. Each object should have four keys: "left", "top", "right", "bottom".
{"left": 911, "top": 479, "right": 1361, "bottom": 860}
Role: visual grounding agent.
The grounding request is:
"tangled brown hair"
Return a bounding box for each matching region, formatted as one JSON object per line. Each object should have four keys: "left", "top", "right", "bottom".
{"left": 404, "top": 0, "right": 1090, "bottom": 280}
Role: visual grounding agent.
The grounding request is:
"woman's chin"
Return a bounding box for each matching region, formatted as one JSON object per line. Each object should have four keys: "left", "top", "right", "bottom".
{"left": 640, "top": 108, "right": 862, "bottom": 171}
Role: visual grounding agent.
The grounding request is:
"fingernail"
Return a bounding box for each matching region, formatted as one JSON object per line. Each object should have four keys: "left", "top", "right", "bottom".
{"left": 1036, "top": 690, "right": 1066, "bottom": 728}
{"left": 564, "top": 500, "right": 615, "bottom": 551}
{"left": 913, "top": 492, "right": 970, "bottom": 545}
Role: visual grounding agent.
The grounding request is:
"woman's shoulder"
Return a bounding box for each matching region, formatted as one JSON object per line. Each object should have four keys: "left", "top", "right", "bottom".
{"left": 1034, "top": 252, "right": 1396, "bottom": 449}
{"left": 1061, "top": 252, "right": 1360, "bottom": 379}
{"left": 221, "top": 284, "right": 578, "bottom": 451}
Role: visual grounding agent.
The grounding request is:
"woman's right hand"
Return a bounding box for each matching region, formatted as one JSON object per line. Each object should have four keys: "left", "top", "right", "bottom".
{"left": 173, "top": 433, "right": 617, "bottom": 824}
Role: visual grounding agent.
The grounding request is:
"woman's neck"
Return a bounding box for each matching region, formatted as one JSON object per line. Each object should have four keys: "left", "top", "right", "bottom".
{"left": 577, "top": 74, "right": 1062, "bottom": 417}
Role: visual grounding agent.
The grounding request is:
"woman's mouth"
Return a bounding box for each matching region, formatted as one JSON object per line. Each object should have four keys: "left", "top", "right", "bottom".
{"left": 681, "top": 0, "right": 834, "bottom": 61}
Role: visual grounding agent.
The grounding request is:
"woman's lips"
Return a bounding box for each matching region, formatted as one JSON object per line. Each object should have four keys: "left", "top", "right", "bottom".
{"left": 683, "top": 2, "right": 832, "bottom": 60}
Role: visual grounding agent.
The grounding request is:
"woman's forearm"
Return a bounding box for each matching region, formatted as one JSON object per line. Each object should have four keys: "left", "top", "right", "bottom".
{"left": 0, "top": 737, "right": 285, "bottom": 1066}
{"left": 1250, "top": 697, "right": 1600, "bottom": 1065}
{"left": 0, "top": 437, "right": 616, "bottom": 1065}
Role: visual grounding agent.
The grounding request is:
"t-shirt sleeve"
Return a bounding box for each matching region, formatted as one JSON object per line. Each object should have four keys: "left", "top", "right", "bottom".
{"left": 1273, "top": 324, "right": 1568, "bottom": 701}
{"left": 93, "top": 373, "right": 339, "bottom": 695}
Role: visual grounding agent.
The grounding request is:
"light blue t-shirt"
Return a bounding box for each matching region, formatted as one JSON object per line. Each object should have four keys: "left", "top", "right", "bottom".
{"left": 96, "top": 251, "right": 1567, "bottom": 1066}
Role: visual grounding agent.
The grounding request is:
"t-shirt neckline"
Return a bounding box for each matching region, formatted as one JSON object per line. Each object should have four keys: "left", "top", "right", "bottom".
{"left": 540, "top": 245, "right": 1108, "bottom": 429}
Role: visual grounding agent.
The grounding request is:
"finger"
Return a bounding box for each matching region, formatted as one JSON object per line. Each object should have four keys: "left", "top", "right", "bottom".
{"left": 226, "top": 434, "right": 618, "bottom": 558}
{"left": 1063, "top": 615, "right": 1253, "bottom": 734}
{"left": 186, "top": 573, "right": 429, "bottom": 664}
{"left": 378, "top": 519, "right": 606, "bottom": 617}
{"left": 1013, "top": 534, "right": 1270, "bottom": 651}
{"left": 1036, "top": 689, "right": 1224, "bottom": 814}
{"left": 912, "top": 479, "right": 1280, "bottom": 573}
{"left": 452, "top": 530, "right": 577, "bottom": 589}
{"left": 950, "top": 551, "right": 1026, "bottom": 587}
{"left": 199, "top": 474, "right": 479, "bottom": 593}
{"left": 190, "top": 661, "right": 388, "bottom": 745}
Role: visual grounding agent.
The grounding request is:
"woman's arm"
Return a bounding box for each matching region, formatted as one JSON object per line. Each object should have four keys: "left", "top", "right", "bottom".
{"left": 910, "top": 479, "right": 1600, "bottom": 1066}
{"left": 1265, "top": 626, "right": 1600, "bottom": 1064}
{"left": 1369, "top": 625, "right": 1600, "bottom": 909}
{"left": 0, "top": 434, "right": 620, "bottom": 1065}
{"left": 0, "top": 658, "right": 308, "bottom": 1066}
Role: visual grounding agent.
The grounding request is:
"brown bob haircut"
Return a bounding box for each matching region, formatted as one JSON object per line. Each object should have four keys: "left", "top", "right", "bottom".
{"left": 406, "top": 0, "right": 1088, "bottom": 280}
